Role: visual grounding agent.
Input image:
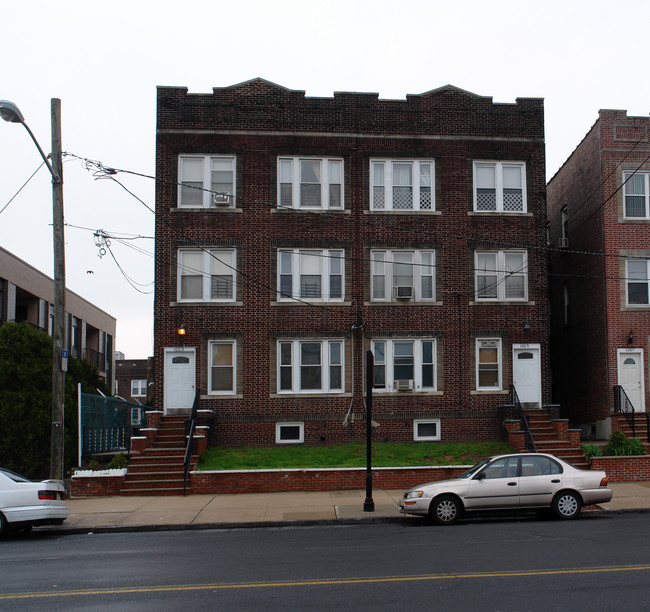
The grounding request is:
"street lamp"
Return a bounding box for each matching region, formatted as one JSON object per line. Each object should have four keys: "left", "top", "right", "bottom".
{"left": 0, "top": 99, "right": 66, "bottom": 481}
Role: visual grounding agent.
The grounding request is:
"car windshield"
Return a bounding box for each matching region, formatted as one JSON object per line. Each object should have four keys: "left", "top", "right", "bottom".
{"left": 0, "top": 468, "right": 31, "bottom": 483}
{"left": 457, "top": 458, "right": 493, "bottom": 479}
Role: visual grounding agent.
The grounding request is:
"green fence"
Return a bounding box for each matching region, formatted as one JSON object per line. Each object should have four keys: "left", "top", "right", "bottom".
{"left": 79, "top": 392, "right": 147, "bottom": 457}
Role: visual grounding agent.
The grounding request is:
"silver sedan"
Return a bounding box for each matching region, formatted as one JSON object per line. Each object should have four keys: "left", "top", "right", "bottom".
{"left": 399, "top": 453, "right": 612, "bottom": 525}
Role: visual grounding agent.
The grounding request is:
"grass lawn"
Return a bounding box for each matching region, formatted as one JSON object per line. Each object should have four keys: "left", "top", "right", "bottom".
{"left": 197, "top": 441, "right": 513, "bottom": 471}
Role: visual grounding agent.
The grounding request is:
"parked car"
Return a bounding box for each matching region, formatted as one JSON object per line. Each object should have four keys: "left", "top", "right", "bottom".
{"left": 0, "top": 468, "right": 69, "bottom": 536}
{"left": 399, "top": 453, "right": 612, "bottom": 525}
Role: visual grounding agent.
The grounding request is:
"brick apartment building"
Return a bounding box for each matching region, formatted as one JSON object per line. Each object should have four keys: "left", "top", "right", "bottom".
{"left": 548, "top": 109, "right": 650, "bottom": 438}
{"left": 153, "top": 78, "right": 549, "bottom": 447}
{"left": 114, "top": 355, "right": 154, "bottom": 404}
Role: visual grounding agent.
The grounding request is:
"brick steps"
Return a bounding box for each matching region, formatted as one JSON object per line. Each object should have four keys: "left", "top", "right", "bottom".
{"left": 121, "top": 415, "right": 195, "bottom": 496}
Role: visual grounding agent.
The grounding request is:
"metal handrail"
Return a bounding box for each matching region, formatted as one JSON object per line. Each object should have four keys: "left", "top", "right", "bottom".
{"left": 613, "top": 385, "right": 649, "bottom": 442}
{"left": 510, "top": 384, "right": 537, "bottom": 452}
{"left": 183, "top": 394, "right": 198, "bottom": 496}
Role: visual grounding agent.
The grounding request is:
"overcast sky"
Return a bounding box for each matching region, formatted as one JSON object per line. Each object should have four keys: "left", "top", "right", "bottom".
{"left": 1, "top": 0, "right": 649, "bottom": 358}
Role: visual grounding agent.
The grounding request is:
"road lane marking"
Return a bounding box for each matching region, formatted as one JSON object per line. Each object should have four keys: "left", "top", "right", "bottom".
{"left": 3, "top": 564, "right": 650, "bottom": 600}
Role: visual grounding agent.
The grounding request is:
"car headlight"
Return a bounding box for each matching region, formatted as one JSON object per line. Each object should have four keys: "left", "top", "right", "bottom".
{"left": 406, "top": 490, "right": 424, "bottom": 499}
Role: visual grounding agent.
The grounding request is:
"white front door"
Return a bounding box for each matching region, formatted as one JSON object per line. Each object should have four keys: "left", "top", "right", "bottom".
{"left": 164, "top": 348, "right": 196, "bottom": 414}
{"left": 618, "top": 350, "right": 644, "bottom": 412}
{"left": 512, "top": 344, "right": 541, "bottom": 407}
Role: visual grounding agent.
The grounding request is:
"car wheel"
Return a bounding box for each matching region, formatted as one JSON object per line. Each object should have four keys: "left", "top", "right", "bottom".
{"left": 0, "top": 513, "right": 7, "bottom": 539}
{"left": 429, "top": 495, "right": 461, "bottom": 525}
{"left": 552, "top": 491, "right": 581, "bottom": 519}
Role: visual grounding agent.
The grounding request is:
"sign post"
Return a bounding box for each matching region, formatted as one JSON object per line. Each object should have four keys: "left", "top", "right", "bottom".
{"left": 364, "top": 349, "right": 375, "bottom": 512}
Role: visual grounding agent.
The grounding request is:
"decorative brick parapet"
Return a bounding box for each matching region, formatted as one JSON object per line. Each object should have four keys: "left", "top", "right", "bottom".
{"left": 568, "top": 429, "right": 581, "bottom": 446}
{"left": 551, "top": 419, "right": 569, "bottom": 441}
{"left": 590, "top": 456, "right": 650, "bottom": 482}
{"left": 144, "top": 410, "right": 163, "bottom": 429}
{"left": 130, "top": 436, "right": 147, "bottom": 454}
{"left": 190, "top": 465, "right": 469, "bottom": 495}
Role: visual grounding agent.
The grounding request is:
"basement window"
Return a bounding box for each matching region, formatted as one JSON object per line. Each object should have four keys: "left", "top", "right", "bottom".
{"left": 276, "top": 422, "right": 304, "bottom": 444}
{"left": 413, "top": 419, "right": 441, "bottom": 441}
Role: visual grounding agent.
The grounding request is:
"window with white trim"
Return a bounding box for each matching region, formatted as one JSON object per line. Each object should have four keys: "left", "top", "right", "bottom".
{"left": 370, "top": 160, "right": 434, "bottom": 211}
{"left": 623, "top": 171, "right": 650, "bottom": 219}
{"left": 476, "top": 338, "right": 502, "bottom": 390}
{"left": 371, "top": 250, "right": 435, "bottom": 302}
{"left": 278, "top": 340, "right": 344, "bottom": 393}
{"left": 473, "top": 161, "right": 526, "bottom": 213}
{"left": 276, "top": 422, "right": 304, "bottom": 444}
{"left": 371, "top": 339, "right": 436, "bottom": 392}
{"left": 627, "top": 259, "right": 650, "bottom": 306}
{"left": 208, "top": 340, "right": 236, "bottom": 394}
{"left": 131, "top": 379, "right": 147, "bottom": 397}
{"left": 413, "top": 419, "right": 441, "bottom": 441}
{"left": 475, "top": 250, "right": 527, "bottom": 301}
{"left": 278, "top": 249, "right": 344, "bottom": 302}
{"left": 278, "top": 157, "right": 343, "bottom": 209}
{"left": 178, "top": 155, "right": 236, "bottom": 208}
{"left": 178, "top": 248, "right": 236, "bottom": 302}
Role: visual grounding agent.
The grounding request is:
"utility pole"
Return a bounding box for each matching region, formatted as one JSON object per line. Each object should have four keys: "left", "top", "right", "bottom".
{"left": 50, "top": 98, "right": 66, "bottom": 481}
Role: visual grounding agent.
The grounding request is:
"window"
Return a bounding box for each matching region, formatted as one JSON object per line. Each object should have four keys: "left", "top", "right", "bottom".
{"left": 413, "top": 419, "right": 441, "bottom": 441}
{"left": 476, "top": 339, "right": 502, "bottom": 391}
{"left": 131, "top": 379, "right": 147, "bottom": 397}
{"left": 178, "top": 248, "right": 236, "bottom": 302}
{"left": 276, "top": 422, "right": 304, "bottom": 444}
{"left": 481, "top": 456, "right": 519, "bottom": 479}
{"left": 560, "top": 207, "right": 569, "bottom": 247}
{"left": 370, "top": 160, "right": 434, "bottom": 211}
{"left": 520, "top": 455, "right": 562, "bottom": 477}
{"left": 624, "top": 171, "right": 650, "bottom": 219}
{"left": 371, "top": 250, "right": 435, "bottom": 301}
{"left": 473, "top": 162, "right": 526, "bottom": 213}
{"left": 278, "top": 157, "right": 343, "bottom": 209}
{"left": 208, "top": 341, "right": 236, "bottom": 394}
{"left": 475, "top": 250, "right": 527, "bottom": 301}
{"left": 371, "top": 339, "right": 436, "bottom": 392}
{"left": 178, "top": 155, "right": 236, "bottom": 208}
{"left": 277, "top": 340, "right": 344, "bottom": 393}
{"left": 278, "top": 249, "right": 344, "bottom": 302}
{"left": 627, "top": 259, "right": 650, "bottom": 306}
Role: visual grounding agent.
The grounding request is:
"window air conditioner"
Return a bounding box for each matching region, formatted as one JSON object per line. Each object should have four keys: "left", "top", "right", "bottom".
{"left": 213, "top": 192, "right": 231, "bottom": 206}
{"left": 394, "top": 285, "right": 413, "bottom": 300}
{"left": 395, "top": 379, "right": 414, "bottom": 391}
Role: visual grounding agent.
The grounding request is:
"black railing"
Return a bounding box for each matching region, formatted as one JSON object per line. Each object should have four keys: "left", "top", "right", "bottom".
{"left": 183, "top": 393, "right": 199, "bottom": 496}
{"left": 510, "top": 384, "right": 537, "bottom": 452}
{"left": 613, "top": 385, "right": 650, "bottom": 442}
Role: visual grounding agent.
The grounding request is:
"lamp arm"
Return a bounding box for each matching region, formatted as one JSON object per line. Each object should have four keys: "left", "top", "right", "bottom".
{"left": 21, "top": 121, "right": 60, "bottom": 183}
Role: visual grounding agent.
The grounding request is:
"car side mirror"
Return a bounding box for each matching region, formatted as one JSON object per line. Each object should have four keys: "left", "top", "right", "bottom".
{"left": 475, "top": 471, "right": 486, "bottom": 480}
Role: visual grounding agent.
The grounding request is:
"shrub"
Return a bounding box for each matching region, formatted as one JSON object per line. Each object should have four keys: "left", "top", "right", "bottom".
{"left": 107, "top": 453, "right": 128, "bottom": 469}
{"left": 581, "top": 443, "right": 603, "bottom": 461}
{"left": 605, "top": 430, "right": 647, "bottom": 456}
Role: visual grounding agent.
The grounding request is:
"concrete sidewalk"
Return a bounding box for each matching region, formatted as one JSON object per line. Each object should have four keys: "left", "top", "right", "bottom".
{"left": 33, "top": 482, "right": 650, "bottom": 535}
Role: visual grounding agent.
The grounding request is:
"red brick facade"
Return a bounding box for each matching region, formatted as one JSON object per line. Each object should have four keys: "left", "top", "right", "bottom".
{"left": 548, "top": 110, "right": 650, "bottom": 436}
{"left": 154, "top": 79, "right": 549, "bottom": 447}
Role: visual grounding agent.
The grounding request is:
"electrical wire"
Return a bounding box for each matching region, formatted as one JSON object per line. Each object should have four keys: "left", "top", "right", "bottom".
{"left": 0, "top": 161, "right": 46, "bottom": 215}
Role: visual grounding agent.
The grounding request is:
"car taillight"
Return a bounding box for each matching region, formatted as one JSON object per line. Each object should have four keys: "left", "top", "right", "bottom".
{"left": 38, "top": 491, "right": 58, "bottom": 500}
{"left": 600, "top": 477, "right": 608, "bottom": 487}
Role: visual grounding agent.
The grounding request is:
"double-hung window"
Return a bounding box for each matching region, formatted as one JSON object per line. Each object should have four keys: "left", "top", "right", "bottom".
{"left": 178, "top": 248, "right": 236, "bottom": 302}
{"left": 476, "top": 338, "right": 502, "bottom": 390}
{"left": 278, "top": 249, "right": 344, "bottom": 302}
{"left": 371, "top": 339, "right": 436, "bottom": 392}
{"left": 623, "top": 171, "right": 650, "bottom": 219}
{"left": 208, "top": 340, "right": 236, "bottom": 394}
{"left": 475, "top": 250, "right": 527, "bottom": 301}
{"left": 278, "top": 157, "right": 343, "bottom": 209}
{"left": 474, "top": 161, "right": 526, "bottom": 213}
{"left": 627, "top": 259, "right": 650, "bottom": 306}
{"left": 278, "top": 340, "right": 343, "bottom": 393}
{"left": 179, "top": 155, "right": 236, "bottom": 208}
{"left": 131, "top": 380, "right": 147, "bottom": 398}
{"left": 371, "top": 160, "right": 434, "bottom": 211}
{"left": 371, "top": 250, "right": 435, "bottom": 302}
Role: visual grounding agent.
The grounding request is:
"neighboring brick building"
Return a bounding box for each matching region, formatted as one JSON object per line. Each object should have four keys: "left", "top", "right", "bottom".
{"left": 154, "top": 78, "right": 548, "bottom": 447}
{"left": 0, "top": 245, "right": 116, "bottom": 386}
{"left": 548, "top": 109, "right": 650, "bottom": 438}
{"left": 114, "top": 356, "right": 154, "bottom": 404}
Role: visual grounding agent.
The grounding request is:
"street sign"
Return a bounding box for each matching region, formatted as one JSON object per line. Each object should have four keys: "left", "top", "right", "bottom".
{"left": 61, "top": 349, "right": 68, "bottom": 372}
